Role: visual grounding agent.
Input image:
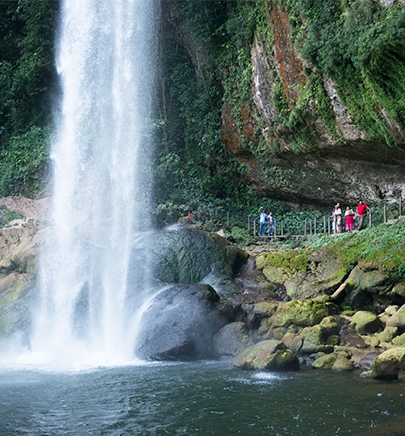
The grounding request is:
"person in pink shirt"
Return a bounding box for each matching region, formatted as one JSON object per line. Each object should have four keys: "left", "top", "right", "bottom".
{"left": 356, "top": 200, "right": 371, "bottom": 230}
{"left": 345, "top": 206, "right": 355, "bottom": 232}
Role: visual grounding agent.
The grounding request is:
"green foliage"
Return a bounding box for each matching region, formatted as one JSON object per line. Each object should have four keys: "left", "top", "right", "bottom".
{"left": 0, "top": 126, "right": 50, "bottom": 196}
{"left": 0, "top": 0, "right": 59, "bottom": 141}
{"left": 225, "top": 226, "right": 255, "bottom": 246}
{"left": 0, "top": 0, "right": 58, "bottom": 195}
{"left": 284, "top": 0, "right": 405, "bottom": 147}
{"left": 155, "top": 1, "right": 273, "bottom": 217}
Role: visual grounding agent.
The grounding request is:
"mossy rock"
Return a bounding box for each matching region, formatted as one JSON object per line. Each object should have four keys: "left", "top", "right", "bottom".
{"left": 270, "top": 299, "right": 330, "bottom": 329}
{"left": 259, "top": 250, "right": 309, "bottom": 275}
{"left": 331, "top": 354, "right": 354, "bottom": 371}
{"left": 371, "top": 347, "right": 405, "bottom": 380}
{"left": 376, "top": 327, "right": 398, "bottom": 343}
{"left": 232, "top": 339, "right": 299, "bottom": 371}
{"left": 312, "top": 353, "right": 336, "bottom": 369}
{"left": 351, "top": 311, "right": 381, "bottom": 334}
{"left": 346, "top": 266, "right": 390, "bottom": 293}
{"left": 392, "top": 333, "right": 405, "bottom": 347}
{"left": 288, "top": 323, "right": 336, "bottom": 356}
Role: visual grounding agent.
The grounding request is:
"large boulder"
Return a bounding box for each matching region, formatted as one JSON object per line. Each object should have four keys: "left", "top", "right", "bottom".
{"left": 232, "top": 339, "right": 299, "bottom": 371}
{"left": 371, "top": 347, "right": 405, "bottom": 380}
{"left": 135, "top": 284, "right": 226, "bottom": 361}
{"left": 351, "top": 311, "right": 382, "bottom": 334}
{"left": 129, "top": 226, "right": 248, "bottom": 295}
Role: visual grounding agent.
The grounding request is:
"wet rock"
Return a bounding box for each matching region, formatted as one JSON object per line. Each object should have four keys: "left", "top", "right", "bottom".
{"left": 338, "top": 316, "right": 367, "bottom": 348}
{"left": 232, "top": 339, "right": 299, "bottom": 371}
{"left": 352, "top": 350, "right": 380, "bottom": 371}
{"left": 130, "top": 226, "right": 248, "bottom": 296}
{"left": 245, "top": 301, "right": 279, "bottom": 330}
{"left": 213, "top": 322, "right": 254, "bottom": 358}
{"left": 135, "top": 284, "right": 226, "bottom": 361}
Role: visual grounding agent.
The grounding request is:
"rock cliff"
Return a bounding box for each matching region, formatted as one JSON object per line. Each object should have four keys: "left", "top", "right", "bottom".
{"left": 159, "top": 0, "right": 405, "bottom": 209}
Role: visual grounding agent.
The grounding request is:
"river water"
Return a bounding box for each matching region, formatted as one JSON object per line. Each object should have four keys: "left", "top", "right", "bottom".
{"left": 0, "top": 362, "right": 404, "bottom": 435}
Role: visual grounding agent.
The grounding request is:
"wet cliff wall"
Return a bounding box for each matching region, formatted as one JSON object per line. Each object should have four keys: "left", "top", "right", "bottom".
{"left": 156, "top": 0, "right": 405, "bottom": 209}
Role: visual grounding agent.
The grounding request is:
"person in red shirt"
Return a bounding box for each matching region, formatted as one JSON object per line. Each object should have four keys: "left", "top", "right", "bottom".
{"left": 356, "top": 200, "right": 371, "bottom": 230}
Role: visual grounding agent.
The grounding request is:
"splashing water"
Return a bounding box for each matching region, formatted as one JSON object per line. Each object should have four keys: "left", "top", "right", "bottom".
{"left": 26, "top": 0, "right": 157, "bottom": 369}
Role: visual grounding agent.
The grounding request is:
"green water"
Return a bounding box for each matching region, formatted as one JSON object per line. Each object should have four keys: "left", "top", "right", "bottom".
{"left": 0, "top": 362, "right": 404, "bottom": 435}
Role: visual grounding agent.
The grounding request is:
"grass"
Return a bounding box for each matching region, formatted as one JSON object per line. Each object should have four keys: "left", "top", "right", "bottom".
{"left": 302, "top": 218, "right": 405, "bottom": 277}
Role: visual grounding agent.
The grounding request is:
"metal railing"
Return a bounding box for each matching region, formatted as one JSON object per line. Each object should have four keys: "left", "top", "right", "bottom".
{"left": 248, "top": 198, "right": 404, "bottom": 238}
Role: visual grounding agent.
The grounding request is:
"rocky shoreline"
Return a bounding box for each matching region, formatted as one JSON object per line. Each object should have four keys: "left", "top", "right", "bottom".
{"left": 0, "top": 196, "right": 404, "bottom": 381}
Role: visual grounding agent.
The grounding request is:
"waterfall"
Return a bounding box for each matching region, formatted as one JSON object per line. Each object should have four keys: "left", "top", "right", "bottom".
{"left": 29, "top": 0, "right": 157, "bottom": 368}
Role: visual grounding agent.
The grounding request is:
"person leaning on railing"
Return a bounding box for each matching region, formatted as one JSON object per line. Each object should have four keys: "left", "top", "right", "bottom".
{"left": 356, "top": 200, "right": 371, "bottom": 230}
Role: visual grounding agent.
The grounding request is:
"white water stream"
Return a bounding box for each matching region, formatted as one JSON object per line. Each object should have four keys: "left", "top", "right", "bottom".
{"left": 25, "top": 0, "right": 157, "bottom": 369}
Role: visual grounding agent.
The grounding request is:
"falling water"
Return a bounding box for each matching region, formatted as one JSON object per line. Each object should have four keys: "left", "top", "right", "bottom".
{"left": 29, "top": 0, "right": 157, "bottom": 368}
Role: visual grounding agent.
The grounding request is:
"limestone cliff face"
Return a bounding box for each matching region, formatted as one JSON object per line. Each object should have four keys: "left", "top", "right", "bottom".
{"left": 161, "top": 0, "right": 405, "bottom": 209}
{"left": 223, "top": 2, "right": 405, "bottom": 207}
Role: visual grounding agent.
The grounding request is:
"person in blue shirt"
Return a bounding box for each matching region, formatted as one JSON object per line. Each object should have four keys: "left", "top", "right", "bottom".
{"left": 258, "top": 207, "right": 268, "bottom": 236}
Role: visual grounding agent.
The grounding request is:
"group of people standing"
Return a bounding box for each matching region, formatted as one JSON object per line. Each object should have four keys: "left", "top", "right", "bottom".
{"left": 332, "top": 200, "right": 371, "bottom": 234}
{"left": 258, "top": 207, "right": 275, "bottom": 236}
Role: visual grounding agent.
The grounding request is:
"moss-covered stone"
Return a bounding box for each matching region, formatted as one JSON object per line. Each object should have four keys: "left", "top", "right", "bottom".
{"left": 392, "top": 333, "right": 405, "bottom": 347}
{"left": 259, "top": 250, "right": 309, "bottom": 275}
{"left": 376, "top": 327, "right": 398, "bottom": 343}
{"left": 351, "top": 311, "right": 381, "bottom": 334}
{"left": 331, "top": 353, "right": 354, "bottom": 372}
{"left": 312, "top": 353, "right": 336, "bottom": 369}
{"left": 270, "top": 299, "right": 330, "bottom": 329}
{"left": 371, "top": 347, "right": 405, "bottom": 380}
{"left": 232, "top": 339, "right": 299, "bottom": 371}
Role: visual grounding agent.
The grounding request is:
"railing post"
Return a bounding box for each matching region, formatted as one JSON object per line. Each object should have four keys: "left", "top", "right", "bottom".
{"left": 253, "top": 220, "right": 256, "bottom": 236}
{"left": 323, "top": 216, "right": 326, "bottom": 234}
{"left": 314, "top": 217, "right": 317, "bottom": 235}
{"left": 281, "top": 221, "right": 284, "bottom": 237}
{"left": 384, "top": 204, "right": 387, "bottom": 223}
{"left": 304, "top": 219, "right": 307, "bottom": 236}
{"left": 274, "top": 221, "right": 277, "bottom": 237}
{"left": 369, "top": 212, "right": 372, "bottom": 228}
{"left": 248, "top": 216, "right": 250, "bottom": 233}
